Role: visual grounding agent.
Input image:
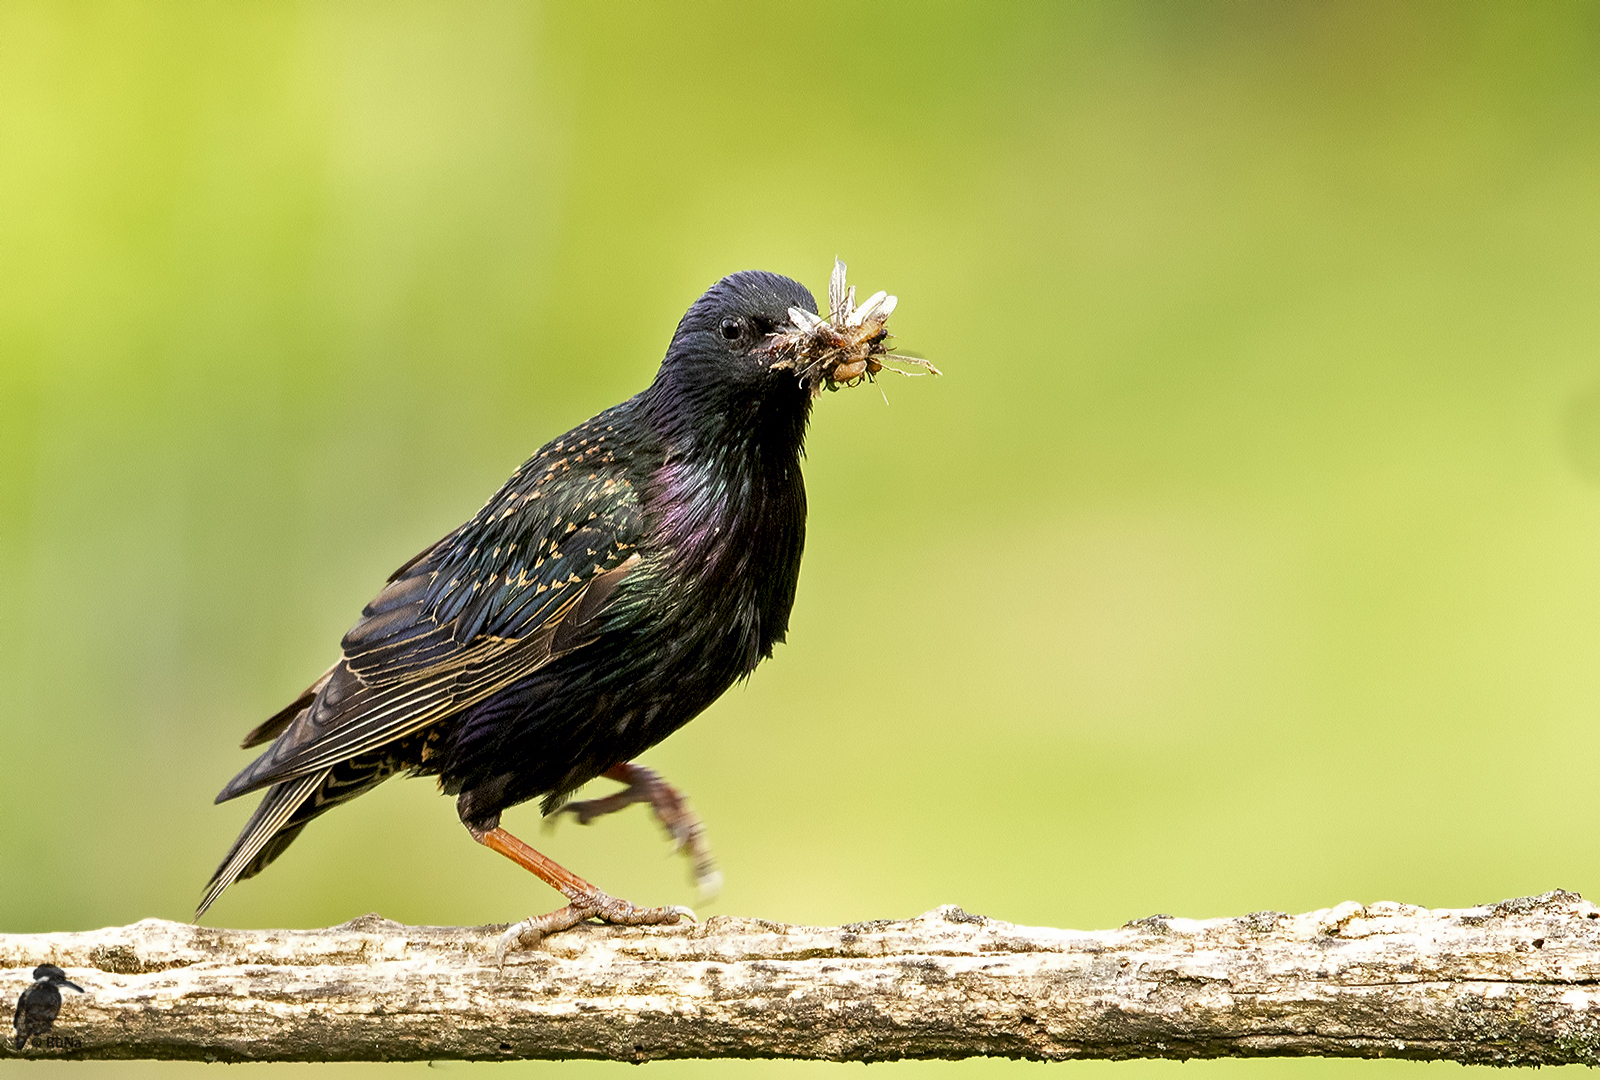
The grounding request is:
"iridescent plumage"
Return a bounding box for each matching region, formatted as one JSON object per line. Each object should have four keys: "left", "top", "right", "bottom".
{"left": 205, "top": 268, "right": 885, "bottom": 946}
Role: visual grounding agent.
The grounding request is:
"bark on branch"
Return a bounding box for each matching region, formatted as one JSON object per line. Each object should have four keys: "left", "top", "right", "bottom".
{"left": 6, "top": 892, "right": 1600, "bottom": 1064}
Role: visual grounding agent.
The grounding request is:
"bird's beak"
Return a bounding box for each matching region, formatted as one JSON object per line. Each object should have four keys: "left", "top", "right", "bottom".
{"left": 764, "top": 260, "right": 900, "bottom": 395}
{"left": 61, "top": 981, "right": 84, "bottom": 993}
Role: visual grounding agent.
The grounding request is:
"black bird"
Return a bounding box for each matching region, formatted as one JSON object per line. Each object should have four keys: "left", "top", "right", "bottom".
{"left": 203, "top": 263, "right": 911, "bottom": 955}
{"left": 13, "top": 965, "right": 83, "bottom": 1050}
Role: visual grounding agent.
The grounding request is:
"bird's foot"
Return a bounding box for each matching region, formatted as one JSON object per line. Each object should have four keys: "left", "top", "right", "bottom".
{"left": 562, "top": 762, "right": 721, "bottom": 901}
{"left": 493, "top": 892, "right": 695, "bottom": 963}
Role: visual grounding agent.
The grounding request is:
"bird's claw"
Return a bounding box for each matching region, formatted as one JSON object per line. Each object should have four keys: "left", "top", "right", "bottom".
{"left": 562, "top": 793, "right": 641, "bottom": 826}
{"left": 492, "top": 891, "right": 693, "bottom": 964}
{"left": 559, "top": 764, "right": 721, "bottom": 899}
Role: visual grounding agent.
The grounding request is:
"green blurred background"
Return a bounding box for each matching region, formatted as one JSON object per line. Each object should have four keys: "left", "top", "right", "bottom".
{"left": 5, "top": 1, "right": 1600, "bottom": 1077}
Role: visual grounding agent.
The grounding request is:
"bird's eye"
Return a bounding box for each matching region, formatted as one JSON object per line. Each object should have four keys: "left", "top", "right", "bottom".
{"left": 719, "top": 318, "right": 743, "bottom": 342}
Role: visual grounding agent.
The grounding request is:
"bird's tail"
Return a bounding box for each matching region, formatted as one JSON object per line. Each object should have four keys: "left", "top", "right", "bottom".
{"left": 198, "top": 769, "right": 331, "bottom": 917}
{"left": 202, "top": 745, "right": 414, "bottom": 917}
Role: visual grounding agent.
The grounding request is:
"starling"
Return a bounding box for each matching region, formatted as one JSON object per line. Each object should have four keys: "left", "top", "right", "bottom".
{"left": 203, "top": 262, "right": 923, "bottom": 955}
{"left": 13, "top": 965, "right": 82, "bottom": 1050}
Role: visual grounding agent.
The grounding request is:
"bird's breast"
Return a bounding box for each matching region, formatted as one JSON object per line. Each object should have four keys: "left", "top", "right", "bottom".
{"left": 645, "top": 450, "right": 806, "bottom": 660}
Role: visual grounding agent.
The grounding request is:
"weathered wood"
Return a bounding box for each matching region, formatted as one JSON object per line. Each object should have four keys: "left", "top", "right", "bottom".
{"left": 5, "top": 892, "right": 1600, "bottom": 1063}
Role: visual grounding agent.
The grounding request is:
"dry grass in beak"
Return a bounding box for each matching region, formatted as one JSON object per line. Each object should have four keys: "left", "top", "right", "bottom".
{"left": 770, "top": 259, "right": 940, "bottom": 395}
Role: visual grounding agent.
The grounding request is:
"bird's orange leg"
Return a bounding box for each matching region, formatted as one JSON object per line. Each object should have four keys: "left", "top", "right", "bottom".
{"left": 470, "top": 825, "right": 692, "bottom": 960}
{"left": 478, "top": 826, "right": 597, "bottom": 895}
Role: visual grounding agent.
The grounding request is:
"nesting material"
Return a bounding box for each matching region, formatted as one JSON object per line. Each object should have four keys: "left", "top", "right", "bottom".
{"left": 770, "top": 259, "right": 940, "bottom": 394}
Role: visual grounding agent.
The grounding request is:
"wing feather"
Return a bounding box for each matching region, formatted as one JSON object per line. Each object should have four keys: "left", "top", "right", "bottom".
{"left": 217, "top": 458, "right": 646, "bottom": 803}
{"left": 238, "top": 663, "right": 336, "bottom": 749}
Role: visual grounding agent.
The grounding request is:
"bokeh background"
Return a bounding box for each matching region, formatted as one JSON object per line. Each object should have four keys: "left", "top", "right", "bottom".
{"left": 6, "top": 1, "right": 1600, "bottom": 1077}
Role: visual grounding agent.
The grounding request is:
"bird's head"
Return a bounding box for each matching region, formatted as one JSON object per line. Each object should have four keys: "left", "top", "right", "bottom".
{"left": 661, "top": 270, "right": 820, "bottom": 391}
{"left": 30, "top": 965, "right": 82, "bottom": 992}
{"left": 658, "top": 262, "right": 932, "bottom": 403}
{"left": 647, "top": 263, "right": 935, "bottom": 454}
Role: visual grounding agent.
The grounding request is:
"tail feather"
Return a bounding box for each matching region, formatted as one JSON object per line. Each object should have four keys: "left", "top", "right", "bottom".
{"left": 198, "top": 770, "right": 329, "bottom": 918}
{"left": 199, "top": 747, "right": 411, "bottom": 918}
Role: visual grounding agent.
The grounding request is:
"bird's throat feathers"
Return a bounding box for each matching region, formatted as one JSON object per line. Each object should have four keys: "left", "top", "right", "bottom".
{"left": 640, "top": 366, "right": 810, "bottom": 584}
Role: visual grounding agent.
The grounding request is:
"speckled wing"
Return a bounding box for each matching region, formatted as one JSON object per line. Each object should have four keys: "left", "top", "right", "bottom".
{"left": 216, "top": 455, "right": 646, "bottom": 803}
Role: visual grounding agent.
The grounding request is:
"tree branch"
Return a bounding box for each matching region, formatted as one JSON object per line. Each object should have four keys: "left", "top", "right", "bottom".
{"left": 5, "top": 891, "right": 1600, "bottom": 1063}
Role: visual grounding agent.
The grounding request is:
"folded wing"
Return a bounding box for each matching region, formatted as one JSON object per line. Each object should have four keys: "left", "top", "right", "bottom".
{"left": 218, "top": 471, "right": 645, "bottom": 802}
